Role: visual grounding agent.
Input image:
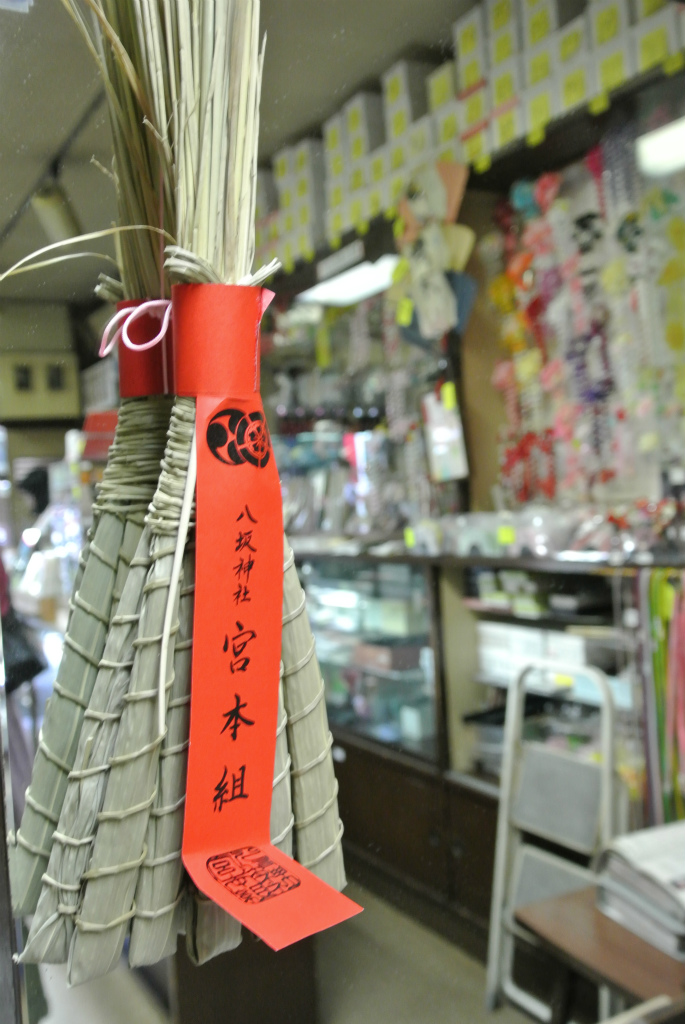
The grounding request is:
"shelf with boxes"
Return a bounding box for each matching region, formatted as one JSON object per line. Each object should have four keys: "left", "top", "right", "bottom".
{"left": 254, "top": 0, "right": 685, "bottom": 279}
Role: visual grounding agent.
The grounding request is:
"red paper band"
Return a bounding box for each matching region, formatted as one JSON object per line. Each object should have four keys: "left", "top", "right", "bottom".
{"left": 116, "top": 300, "right": 174, "bottom": 398}
{"left": 176, "top": 284, "right": 360, "bottom": 949}
{"left": 172, "top": 284, "right": 264, "bottom": 398}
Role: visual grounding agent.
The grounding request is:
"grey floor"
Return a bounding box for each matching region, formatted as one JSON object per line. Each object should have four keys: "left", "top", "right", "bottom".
{"left": 39, "top": 882, "right": 527, "bottom": 1024}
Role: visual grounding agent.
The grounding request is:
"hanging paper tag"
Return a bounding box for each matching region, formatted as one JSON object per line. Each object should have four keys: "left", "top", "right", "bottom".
{"left": 117, "top": 300, "right": 174, "bottom": 397}
{"left": 175, "top": 285, "right": 361, "bottom": 950}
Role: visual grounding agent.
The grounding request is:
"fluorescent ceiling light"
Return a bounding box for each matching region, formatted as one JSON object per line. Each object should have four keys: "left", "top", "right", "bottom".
{"left": 296, "top": 254, "right": 400, "bottom": 307}
{"left": 636, "top": 116, "right": 685, "bottom": 178}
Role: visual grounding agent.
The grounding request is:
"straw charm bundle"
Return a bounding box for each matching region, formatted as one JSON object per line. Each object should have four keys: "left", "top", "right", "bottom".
{"left": 21, "top": 524, "right": 155, "bottom": 964}
{"left": 10, "top": 396, "right": 172, "bottom": 917}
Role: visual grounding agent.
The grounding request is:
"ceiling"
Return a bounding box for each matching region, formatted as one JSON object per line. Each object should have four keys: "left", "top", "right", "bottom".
{"left": 0, "top": 0, "right": 467, "bottom": 306}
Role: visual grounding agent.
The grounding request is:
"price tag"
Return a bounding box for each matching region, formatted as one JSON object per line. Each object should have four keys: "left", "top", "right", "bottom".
{"left": 441, "top": 381, "right": 458, "bottom": 410}
{"left": 396, "top": 297, "right": 414, "bottom": 327}
{"left": 553, "top": 673, "right": 574, "bottom": 688}
{"left": 404, "top": 527, "right": 416, "bottom": 549}
{"left": 497, "top": 525, "right": 516, "bottom": 545}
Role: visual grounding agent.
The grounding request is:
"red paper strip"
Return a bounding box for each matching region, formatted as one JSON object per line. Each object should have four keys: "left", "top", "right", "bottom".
{"left": 176, "top": 284, "right": 361, "bottom": 950}
{"left": 117, "top": 299, "right": 174, "bottom": 397}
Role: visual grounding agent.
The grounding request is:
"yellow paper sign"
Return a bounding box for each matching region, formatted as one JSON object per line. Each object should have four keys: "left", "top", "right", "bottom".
{"left": 440, "top": 113, "right": 459, "bottom": 141}
{"left": 466, "top": 91, "right": 485, "bottom": 125}
{"left": 529, "top": 51, "right": 551, "bottom": 86}
{"left": 392, "top": 108, "right": 408, "bottom": 138}
{"left": 595, "top": 5, "right": 619, "bottom": 45}
{"left": 351, "top": 136, "right": 364, "bottom": 161}
{"left": 496, "top": 109, "right": 518, "bottom": 148}
{"left": 429, "top": 73, "right": 451, "bottom": 109}
{"left": 493, "top": 0, "right": 512, "bottom": 31}
{"left": 347, "top": 107, "right": 361, "bottom": 133}
{"left": 529, "top": 7, "right": 551, "bottom": 45}
{"left": 560, "top": 28, "right": 582, "bottom": 61}
{"left": 639, "top": 27, "right": 668, "bottom": 71}
{"left": 495, "top": 30, "right": 514, "bottom": 63}
{"left": 404, "top": 527, "right": 416, "bottom": 549}
{"left": 387, "top": 74, "right": 401, "bottom": 104}
{"left": 599, "top": 51, "right": 626, "bottom": 92}
{"left": 494, "top": 71, "right": 515, "bottom": 106}
{"left": 563, "top": 67, "right": 587, "bottom": 108}
{"left": 460, "top": 23, "right": 477, "bottom": 55}
{"left": 326, "top": 126, "right": 339, "bottom": 151}
{"left": 463, "top": 59, "right": 481, "bottom": 89}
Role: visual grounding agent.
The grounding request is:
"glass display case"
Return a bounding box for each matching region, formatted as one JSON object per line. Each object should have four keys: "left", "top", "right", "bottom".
{"left": 297, "top": 557, "right": 438, "bottom": 761}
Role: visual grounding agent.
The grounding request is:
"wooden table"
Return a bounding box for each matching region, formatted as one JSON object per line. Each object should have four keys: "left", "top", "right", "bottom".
{"left": 515, "top": 887, "right": 685, "bottom": 1024}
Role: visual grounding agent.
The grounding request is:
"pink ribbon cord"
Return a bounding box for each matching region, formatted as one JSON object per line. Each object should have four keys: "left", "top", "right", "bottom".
{"left": 99, "top": 299, "right": 173, "bottom": 393}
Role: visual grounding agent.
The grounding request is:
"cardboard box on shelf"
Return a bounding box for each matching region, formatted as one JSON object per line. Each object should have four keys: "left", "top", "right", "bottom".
{"left": 593, "top": 32, "right": 636, "bottom": 93}
{"left": 491, "top": 55, "right": 525, "bottom": 109}
{"left": 632, "top": 5, "right": 683, "bottom": 74}
{"left": 525, "top": 35, "right": 558, "bottom": 85}
{"left": 492, "top": 102, "right": 525, "bottom": 149}
{"left": 557, "top": 12, "right": 590, "bottom": 62}
{"left": 522, "top": 0, "right": 558, "bottom": 49}
{"left": 382, "top": 58, "right": 435, "bottom": 123}
{"left": 523, "top": 77, "right": 560, "bottom": 138}
{"left": 489, "top": 23, "right": 522, "bottom": 66}
{"left": 559, "top": 52, "right": 598, "bottom": 111}
{"left": 588, "top": 0, "right": 631, "bottom": 49}
{"left": 426, "top": 61, "right": 457, "bottom": 112}
{"left": 345, "top": 91, "right": 385, "bottom": 162}
{"left": 453, "top": 6, "right": 489, "bottom": 91}
{"left": 486, "top": 0, "right": 522, "bottom": 37}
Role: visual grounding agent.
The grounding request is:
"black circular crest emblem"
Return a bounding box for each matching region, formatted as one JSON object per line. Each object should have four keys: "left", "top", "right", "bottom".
{"left": 206, "top": 408, "right": 271, "bottom": 468}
